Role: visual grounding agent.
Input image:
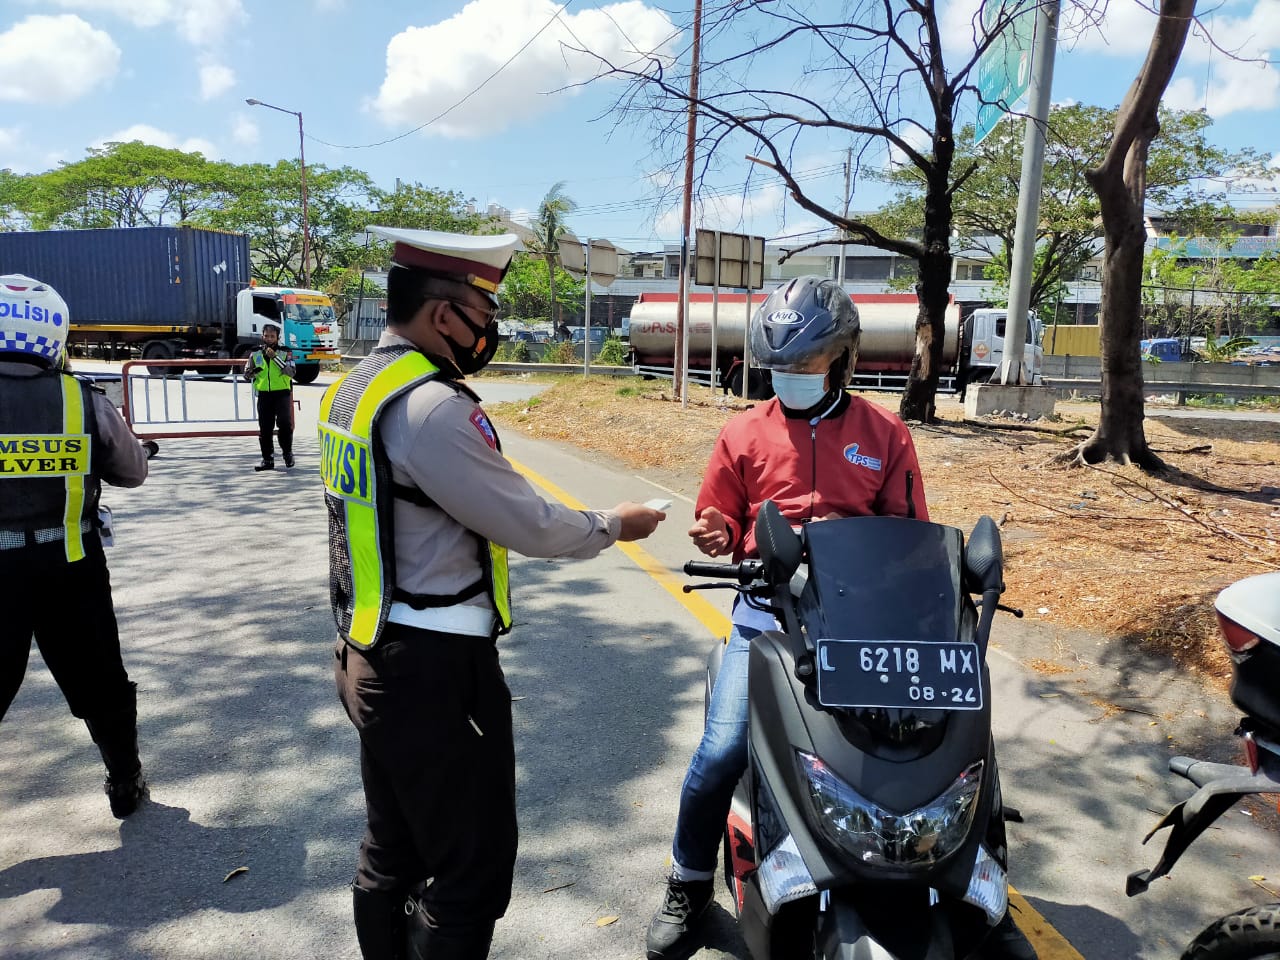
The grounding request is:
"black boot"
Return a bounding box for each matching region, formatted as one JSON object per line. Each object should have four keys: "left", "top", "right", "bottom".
{"left": 254, "top": 458, "right": 275, "bottom": 472}
{"left": 353, "top": 885, "right": 409, "bottom": 960}
{"left": 405, "top": 895, "right": 494, "bottom": 960}
{"left": 84, "top": 682, "right": 148, "bottom": 819}
{"left": 980, "top": 908, "right": 1038, "bottom": 960}
{"left": 645, "top": 876, "right": 714, "bottom": 960}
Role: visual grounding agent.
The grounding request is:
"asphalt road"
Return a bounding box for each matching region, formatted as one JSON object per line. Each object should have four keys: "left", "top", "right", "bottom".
{"left": 1, "top": 370, "right": 1276, "bottom": 959}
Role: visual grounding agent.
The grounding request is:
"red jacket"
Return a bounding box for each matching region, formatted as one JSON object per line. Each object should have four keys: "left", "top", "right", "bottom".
{"left": 696, "top": 394, "right": 929, "bottom": 561}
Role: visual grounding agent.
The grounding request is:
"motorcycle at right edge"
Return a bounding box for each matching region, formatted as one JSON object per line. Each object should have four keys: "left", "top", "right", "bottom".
{"left": 1128, "top": 570, "right": 1280, "bottom": 959}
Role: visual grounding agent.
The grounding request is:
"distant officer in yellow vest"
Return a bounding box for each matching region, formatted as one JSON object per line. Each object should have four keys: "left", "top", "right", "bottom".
{"left": 320, "top": 227, "right": 666, "bottom": 960}
{"left": 0, "top": 274, "right": 150, "bottom": 818}
{"left": 245, "top": 319, "right": 295, "bottom": 471}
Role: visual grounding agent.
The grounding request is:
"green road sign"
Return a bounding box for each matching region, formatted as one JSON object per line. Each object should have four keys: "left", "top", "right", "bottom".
{"left": 975, "top": 0, "right": 1037, "bottom": 144}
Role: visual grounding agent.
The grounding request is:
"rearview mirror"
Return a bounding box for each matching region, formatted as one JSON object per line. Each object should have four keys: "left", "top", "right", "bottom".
{"left": 755, "top": 500, "right": 802, "bottom": 584}
{"left": 964, "top": 515, "right": 1004, "bottom": 594}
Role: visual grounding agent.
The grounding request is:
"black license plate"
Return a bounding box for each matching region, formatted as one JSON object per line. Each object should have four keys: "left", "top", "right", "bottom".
{"left": 815, "top": 639, "right": 984, "bottom": 711}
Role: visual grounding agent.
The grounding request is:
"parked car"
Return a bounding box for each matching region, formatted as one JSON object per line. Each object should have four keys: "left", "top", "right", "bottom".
{"left": 569, "top": 326, "right": 609, "bottom": 346}
{"left": 507, "top": 329, "right": 549, "bottom": 344}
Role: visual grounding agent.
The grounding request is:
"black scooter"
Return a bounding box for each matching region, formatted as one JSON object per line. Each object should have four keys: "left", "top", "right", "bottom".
{"left": 1128, "top": 570, "right": 1280, "bottom": 960}
{"left": 683, "top": 501, "right": 1018, "bottom": 959}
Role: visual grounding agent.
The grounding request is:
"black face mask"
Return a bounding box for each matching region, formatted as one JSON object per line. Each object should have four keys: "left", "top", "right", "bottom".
{"left": 444, "top": 302, "right": 499, "bottom": 375}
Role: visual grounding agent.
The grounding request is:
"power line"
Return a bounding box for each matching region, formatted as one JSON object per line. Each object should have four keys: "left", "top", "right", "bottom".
{"left": 308, "top": 1, "right": 576, "bottom": 150}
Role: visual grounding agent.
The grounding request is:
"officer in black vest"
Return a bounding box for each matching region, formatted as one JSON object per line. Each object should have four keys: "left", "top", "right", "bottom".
{"left": 322, "top": 228, "right": 666, "bottom": 960}
{"left": 0, "top": 274, "right": 151, "bottom": 818}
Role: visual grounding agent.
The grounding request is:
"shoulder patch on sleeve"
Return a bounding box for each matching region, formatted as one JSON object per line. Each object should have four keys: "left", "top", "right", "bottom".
{"left": 469, "top": 407, "right": 498, "bottom": 449}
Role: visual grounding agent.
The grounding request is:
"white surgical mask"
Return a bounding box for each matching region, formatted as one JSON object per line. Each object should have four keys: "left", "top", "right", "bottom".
{"left": 771, "top": 371, "right": 828, "bottom": 411}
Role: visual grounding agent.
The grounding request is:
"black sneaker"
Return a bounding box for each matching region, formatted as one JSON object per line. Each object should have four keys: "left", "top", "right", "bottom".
{"left": 980, "top": 909, "right": 1037, "bottom": 960}
{"left": 646, "top": 877, "right": 713, "bottom": 959}
{"left": 105, "top": 771, "right": 148, "bottom": 819}
{"left": 254, "top": 459, "right": 275, "bottom": 472}
{"left": 283, "top": 453, "right": 295, "bottom": 468}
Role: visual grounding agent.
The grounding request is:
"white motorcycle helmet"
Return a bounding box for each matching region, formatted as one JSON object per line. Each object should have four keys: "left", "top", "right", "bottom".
{"left": 0, "top": 274, "right": 71, "bottom": 367}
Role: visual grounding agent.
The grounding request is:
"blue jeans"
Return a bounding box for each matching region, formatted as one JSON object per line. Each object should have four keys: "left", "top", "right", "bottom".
{"left": 671, "top": 624, "right": 760, "bottom": 876}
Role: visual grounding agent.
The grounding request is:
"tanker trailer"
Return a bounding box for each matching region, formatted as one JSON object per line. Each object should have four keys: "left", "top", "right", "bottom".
{"left": 628, "top": 291, "right": 963, "bottom": 397}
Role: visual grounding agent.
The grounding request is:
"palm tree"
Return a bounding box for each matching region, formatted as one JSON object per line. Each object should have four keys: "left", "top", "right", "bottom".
{"left": 527, "top": 182, "right": 577, "bottom": 335}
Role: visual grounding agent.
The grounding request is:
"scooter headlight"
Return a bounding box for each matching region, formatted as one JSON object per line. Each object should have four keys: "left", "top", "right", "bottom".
{"left": 797, "top": 752, "right": 983, "bottom": 868}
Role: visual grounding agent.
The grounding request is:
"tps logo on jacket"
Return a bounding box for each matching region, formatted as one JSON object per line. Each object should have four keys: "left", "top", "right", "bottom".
{"left": 318, "top": 424, "right": 372, "bottom": 504}
{"left": 843, "top": 443, "right": 882, "bottom": 471}
{"left": 470, "top": 409, "right": 498, "bottom": 450}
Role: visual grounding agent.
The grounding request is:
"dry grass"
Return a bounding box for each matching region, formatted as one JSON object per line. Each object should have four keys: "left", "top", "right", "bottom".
{"left": 484, "top": 375, "right": 1280, "bottom": 684}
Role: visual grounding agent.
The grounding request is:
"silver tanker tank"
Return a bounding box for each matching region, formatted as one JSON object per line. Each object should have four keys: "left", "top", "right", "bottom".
{"left": 629, "top": 293, "right": 960, "bottom": 372}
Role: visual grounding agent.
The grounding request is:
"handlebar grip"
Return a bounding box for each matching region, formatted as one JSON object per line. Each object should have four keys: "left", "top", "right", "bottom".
{"left": 683, "top": 560, "right": 742, "bottom": 579}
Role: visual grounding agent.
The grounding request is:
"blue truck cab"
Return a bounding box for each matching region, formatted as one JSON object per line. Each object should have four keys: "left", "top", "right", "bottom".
{"left": 1141, "top": 338, "right": 1182, "bottom": 363}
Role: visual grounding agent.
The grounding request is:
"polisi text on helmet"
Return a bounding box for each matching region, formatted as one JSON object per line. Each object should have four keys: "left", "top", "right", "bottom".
{"left": 0, "top": 300, "right": 63, "bottom": 326}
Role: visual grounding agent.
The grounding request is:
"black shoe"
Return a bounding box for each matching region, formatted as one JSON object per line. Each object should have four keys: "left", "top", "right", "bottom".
{"left": 646, "top": 877, "right": 713, "bottom": 959}
{"left": 283, "top": 453, "right": 295, "bottom": 468}
{"left": 105, "top": 770, "right": 148, "bottom": 819}
{"left": 254, "top": 459, "right": 275, "bottom": 472}
{"left": 981, "top": 909, "right": 1038, "bottom": 960}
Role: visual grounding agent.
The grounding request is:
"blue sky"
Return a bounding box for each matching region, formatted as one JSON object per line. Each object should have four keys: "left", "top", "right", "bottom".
{"left": 1, "top": 0, "right": 1277, "bottom": 252}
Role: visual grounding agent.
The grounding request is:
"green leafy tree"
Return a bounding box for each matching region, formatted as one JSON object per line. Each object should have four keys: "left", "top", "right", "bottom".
{"left": 195, "top": 160, "right": 375, "bottom": 288}
{"left": 524, "top": 182, "right": 577, "bottom": 331}
{"left": 1146, "top": 235, "right": 1280, "bottom": 340}
{"left": 498, "top": 252, "right": 583, "bottom": 322}
{"left": 23, "top": 141, "right": 236, "bottom": 229}
{"left": 871, "top": 105, "right": 1266, "bottom": 314}
{"left": 0, "top": 170, "right": 36, "bottom": 231}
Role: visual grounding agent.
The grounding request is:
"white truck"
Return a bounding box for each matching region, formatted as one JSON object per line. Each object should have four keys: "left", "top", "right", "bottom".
{"left": 627, "top": 292, "right": 1043, "bottom": 398}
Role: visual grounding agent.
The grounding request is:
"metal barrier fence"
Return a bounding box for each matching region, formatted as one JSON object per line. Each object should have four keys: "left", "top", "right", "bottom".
{"left": 121, "top": 358, "right": 273, "bottom": 441}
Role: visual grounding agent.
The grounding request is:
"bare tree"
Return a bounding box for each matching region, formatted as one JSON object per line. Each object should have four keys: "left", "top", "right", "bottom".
{"left": 587, "top": 0, "right": 1034, "bottom": 422}
{"left": 1065, "top": 0, "right": 1197, "bottom": 468}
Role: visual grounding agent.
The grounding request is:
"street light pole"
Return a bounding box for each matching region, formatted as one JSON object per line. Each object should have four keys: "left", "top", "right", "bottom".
{"left": 246, "top": 98, "right": 312, "bottom": 288}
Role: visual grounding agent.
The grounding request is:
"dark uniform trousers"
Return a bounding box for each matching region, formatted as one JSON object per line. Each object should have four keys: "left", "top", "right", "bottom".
{"left": 0, "top": 535, "right": 135, "bottom": 728}
{"left": 335, "top": 622, "right": 518, "bottom": 936}
{"left": 257, "top": 389, "right": 294, "bottom": 461}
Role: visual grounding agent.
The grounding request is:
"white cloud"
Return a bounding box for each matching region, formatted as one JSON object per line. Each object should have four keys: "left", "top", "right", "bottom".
{"left": 373, "top": 0, "right": 678, "bottom": 138}
{"left": 97, "top": 123, "right": 217, "bottom": 157}
{"left": 230, "top": 114, "right": 259, "bottom": 147}
{"left": 1063, "top": 0, "right": 1280, "bottom": 117}
{"left": 42, "top": 0, "right": 247, "bottom": 45}
{"left": 198, "top": 58, "right": 235, "bottom": 100}
{"left": 0, "top": 15, "right": 120, "bottom": 105}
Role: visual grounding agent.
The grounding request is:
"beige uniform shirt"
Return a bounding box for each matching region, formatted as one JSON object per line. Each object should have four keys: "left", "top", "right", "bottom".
{"left": 374, "top": 333, "right": 621, "bottom": 627}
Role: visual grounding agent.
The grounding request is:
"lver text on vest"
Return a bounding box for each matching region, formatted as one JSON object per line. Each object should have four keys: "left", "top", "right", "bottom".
{"left": 0, "top": 433, "right": 91, "bottom": 477}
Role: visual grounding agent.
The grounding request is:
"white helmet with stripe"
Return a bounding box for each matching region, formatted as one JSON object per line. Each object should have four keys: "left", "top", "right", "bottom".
{"left": 0, "top": 274, "right": 70, "bottom": 367}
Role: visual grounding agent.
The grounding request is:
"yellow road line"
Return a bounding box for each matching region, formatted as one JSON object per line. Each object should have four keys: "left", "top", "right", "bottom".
{"left": 510, "top": 458, "right": 731, "bottom": 640}
{"left": 1009, "top": 888, "right": 1085, "bottom": 960}
{"left": 512, "top": 456, "right": 1083, "bottom": 960}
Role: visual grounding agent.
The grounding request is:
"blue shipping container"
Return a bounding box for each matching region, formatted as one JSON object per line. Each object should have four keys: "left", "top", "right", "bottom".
{"left": 0, "top": 226, "right": 251, "bottom": 332}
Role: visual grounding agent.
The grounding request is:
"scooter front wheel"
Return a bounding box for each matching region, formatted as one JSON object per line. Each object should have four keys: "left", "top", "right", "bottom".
{"left": 1182, "top": 904, "right": 1280, "bottom": 960}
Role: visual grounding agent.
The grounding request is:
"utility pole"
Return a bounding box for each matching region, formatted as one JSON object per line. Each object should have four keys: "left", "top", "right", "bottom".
{"left": 999, "top": 0, "right": 1059, "bottom": 385}
{"left": 837, "top": 147, "right": 852, "bottom": 286}
{"left": 674, "top": 0, "right": 703, "bottom": 401}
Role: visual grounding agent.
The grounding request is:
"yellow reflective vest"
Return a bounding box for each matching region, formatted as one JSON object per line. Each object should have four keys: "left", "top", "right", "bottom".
{"left": 0, "top": 369, "right": 98, "bottom": 562}
{"left": 318, "top": 345, "right": 512, "bottom": 649}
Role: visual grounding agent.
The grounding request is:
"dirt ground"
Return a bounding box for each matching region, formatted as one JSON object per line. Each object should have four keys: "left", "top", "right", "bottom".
{"left": 483, "top": 375, "right": 1280, "bottom": 685}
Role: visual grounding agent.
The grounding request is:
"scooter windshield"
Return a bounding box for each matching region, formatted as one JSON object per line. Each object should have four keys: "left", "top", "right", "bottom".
{"left": 800, "top": 516, "right": 964, "bottom": 643}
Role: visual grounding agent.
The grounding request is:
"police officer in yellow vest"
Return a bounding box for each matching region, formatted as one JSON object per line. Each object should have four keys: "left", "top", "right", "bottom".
{"left": 0, "top": 274, "right": 150, "bottom": 818}
{"left": 245, "top": 319, "right": 295, "bottom": 471}
{"left": 321, "top": 227, "right": 666, "bottom": 960}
